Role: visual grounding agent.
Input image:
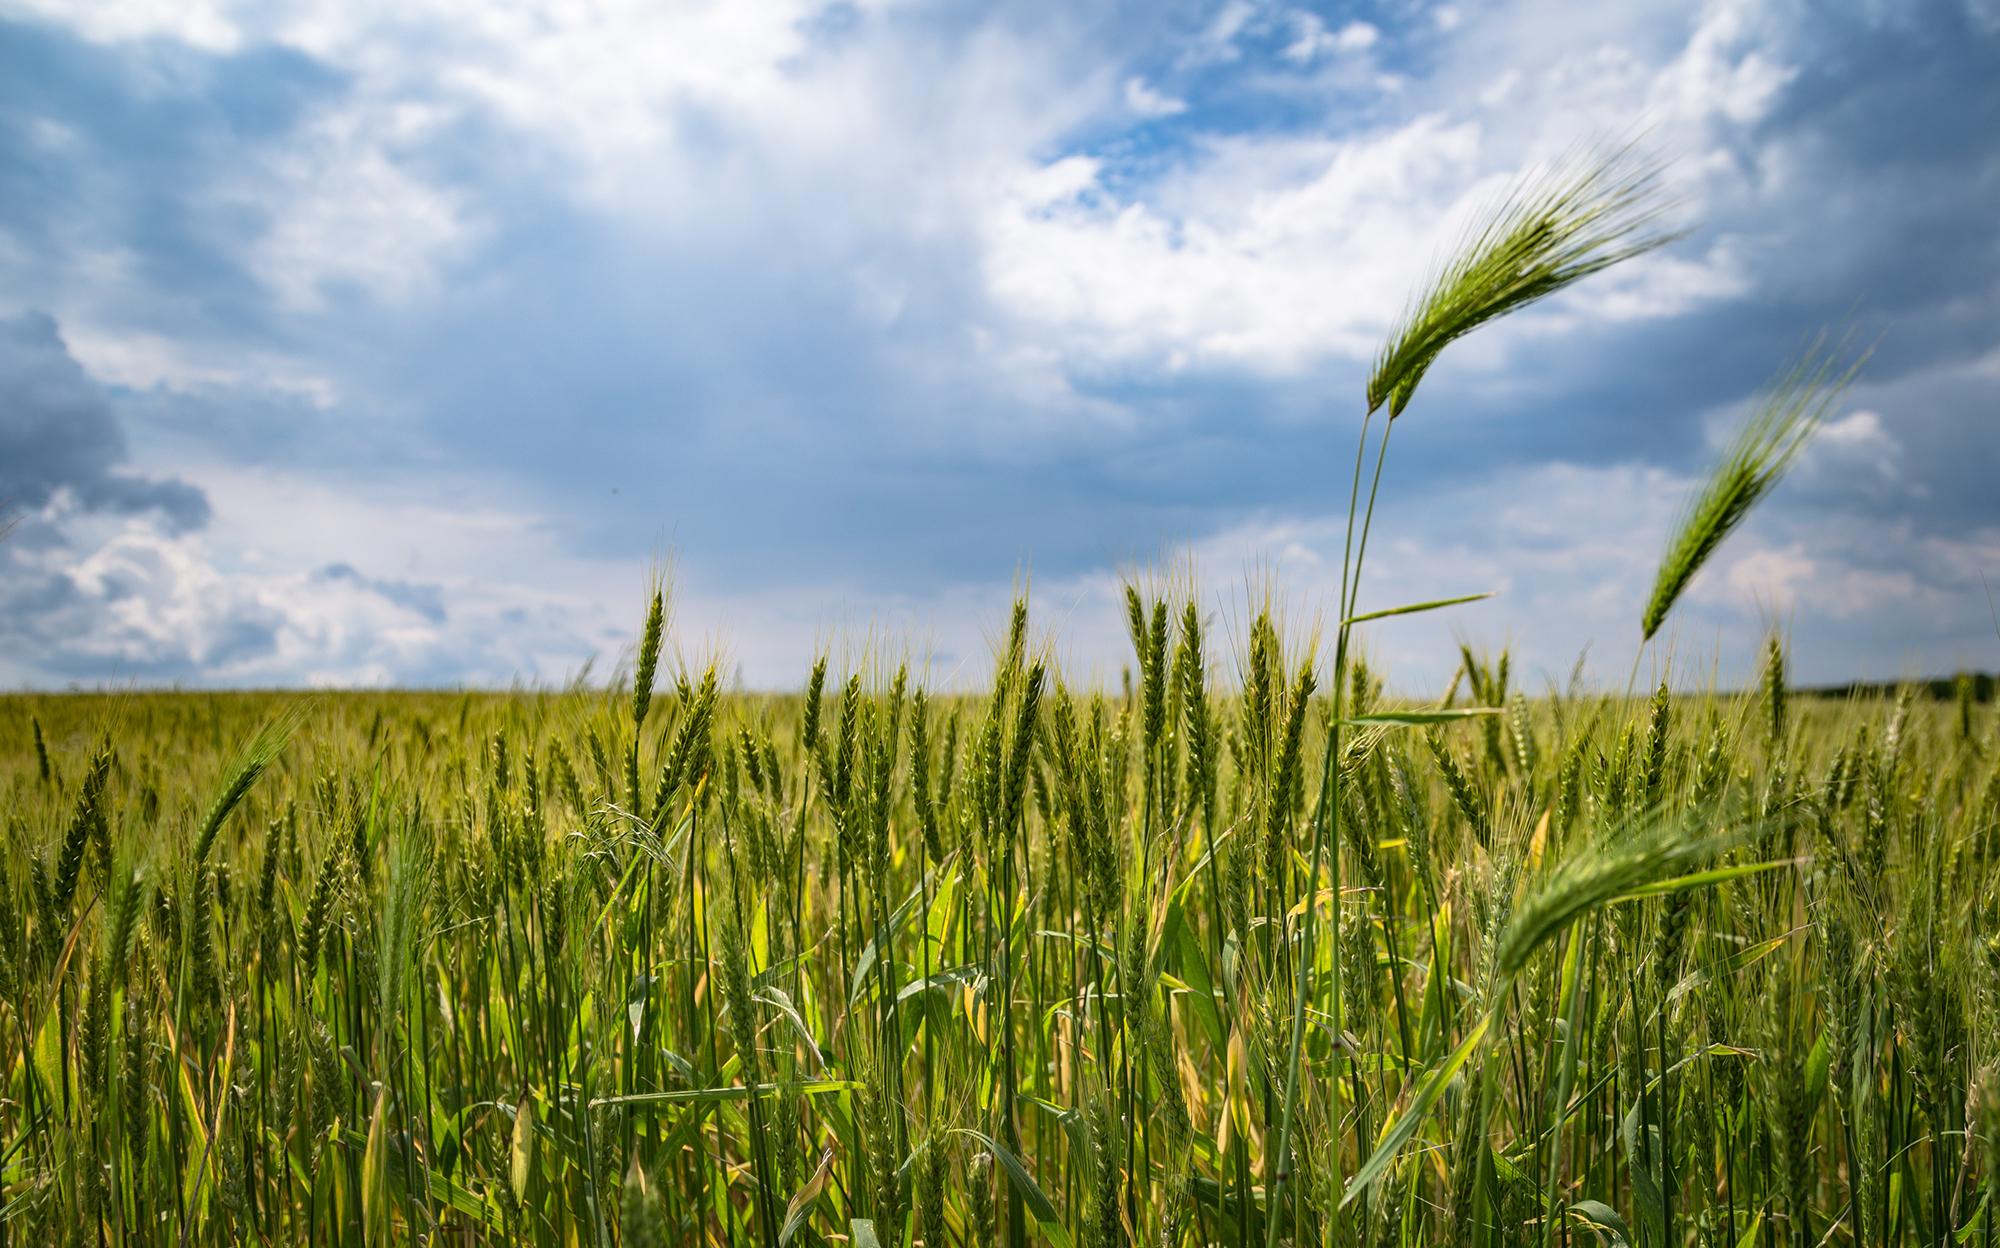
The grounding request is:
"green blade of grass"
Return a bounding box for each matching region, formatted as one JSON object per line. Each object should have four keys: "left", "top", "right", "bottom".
{"left": 1343, "top": 591, "right": 1494, "bottom": 626}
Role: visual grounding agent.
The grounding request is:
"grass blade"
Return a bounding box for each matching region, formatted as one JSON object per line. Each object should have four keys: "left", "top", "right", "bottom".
{"left": 1343, "top": 592, "right": 1494, "bottom": 626}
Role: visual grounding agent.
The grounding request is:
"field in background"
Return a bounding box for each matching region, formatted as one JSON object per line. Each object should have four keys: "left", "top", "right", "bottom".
{"left": 3, "top": 595, "right": 1996, "bottom": 1247}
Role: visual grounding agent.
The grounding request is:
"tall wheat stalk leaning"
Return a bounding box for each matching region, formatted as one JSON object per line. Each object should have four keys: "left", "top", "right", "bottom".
{"left": 1263, "top": 146, "right": 1677, "bottom": 1247}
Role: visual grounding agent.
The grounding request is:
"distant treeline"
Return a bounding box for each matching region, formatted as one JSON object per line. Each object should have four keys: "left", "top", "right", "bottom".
{"left": 1800, "top": 671, "right": 1994, "bottom": 701}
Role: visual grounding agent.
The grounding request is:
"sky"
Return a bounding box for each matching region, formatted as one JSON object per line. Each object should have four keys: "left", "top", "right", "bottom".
{"left": 1, "top": 0, "right": 1996, "bottom": 692}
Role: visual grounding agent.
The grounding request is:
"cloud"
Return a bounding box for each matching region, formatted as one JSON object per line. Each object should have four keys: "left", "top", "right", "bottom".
{"left": 0, "top": 311, "right": 208, "bottom": 530}
{"left": 1818, "top": 409, "right": 1889, "bottom": 451}
{"left": 314, "top": 562, "right": 446, "bottom": 623}
{"left": 0, "top": 521, "right": 569, "bottom": 686}
{"left": 1124, "top": 76, "right": 1188, "bottom": 118}
{"left": 1180, "top": 1, "right": 1259, "bottom": 67}
{"left": 238, "top": 101, "right": 470, "bottom": 310}
{"left": 2, "top": 0, "right": 240, "bottom": 51}
{"left": 1804, "top": 407, "right": 1903, "bottom": 491}
{"left": 980, "top": 0, "right": 1847, "bottom": 390}
{"left": 983, "top": 116, "right": 1493, "bottom": 374}
{"left": 0, "top": 465, "right": 632, "bottom": 687}
{"left": 1282, "top": 14, "right": 1379, "bottom": 63}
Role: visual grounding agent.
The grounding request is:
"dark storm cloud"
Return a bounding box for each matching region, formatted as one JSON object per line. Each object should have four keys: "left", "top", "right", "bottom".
{"left": 0, "top": 311, "right": 209, "bottom": 530}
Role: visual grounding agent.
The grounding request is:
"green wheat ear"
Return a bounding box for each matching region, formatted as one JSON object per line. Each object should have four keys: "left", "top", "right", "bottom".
{"left": 192, "top": 703, "right": 307, "bottom": 866}
{"left": 1368, "top": 144, "right": 1678, "bottom": 417}
{"left": 1640, "top": 338, "right": 1865, "bottom": 641}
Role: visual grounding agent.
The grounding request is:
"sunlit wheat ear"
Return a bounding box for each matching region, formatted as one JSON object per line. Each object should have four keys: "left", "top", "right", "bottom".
{"left": 1368, "top": 145, "right": 1678, "bottom": 417}
{"left": 1640, "top": 338, "right": 1864, "bottom": 641}
{"left": 631, "top": 584, "right": 666, "bottom": 731}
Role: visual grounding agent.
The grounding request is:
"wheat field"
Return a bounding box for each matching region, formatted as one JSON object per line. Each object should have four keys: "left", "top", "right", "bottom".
{"left": 5, "top": 149, "right": 1991, "bottom": 1247}
{"left": 4, "top": 604, "right": 1997, "bottom": 1246}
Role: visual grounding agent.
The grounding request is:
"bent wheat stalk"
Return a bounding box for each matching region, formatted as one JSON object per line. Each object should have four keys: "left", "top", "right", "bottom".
{"left": 1264, "top": 143, "right": 1677, "bottom": 1248}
